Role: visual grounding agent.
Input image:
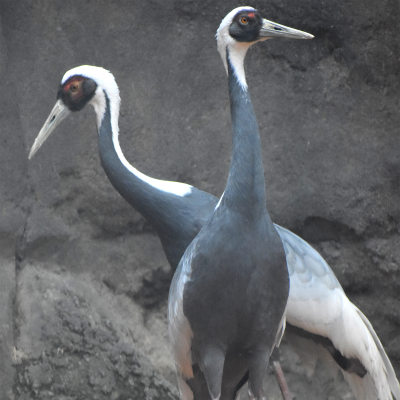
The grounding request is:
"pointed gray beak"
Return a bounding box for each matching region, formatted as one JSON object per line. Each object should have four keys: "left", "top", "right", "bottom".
{"left": 259, "top": 19, "right": 313, "bottom": 39}
{"left": 29, "top": 99, "right": 71, "bottom": 159}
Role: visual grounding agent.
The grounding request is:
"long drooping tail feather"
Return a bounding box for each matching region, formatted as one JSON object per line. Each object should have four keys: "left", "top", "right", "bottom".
{"left": 285, "top": 301, "right": 400, "bottom": 400}
{"left": 355, "top": 308, "right": 400, "bottom": 400}
{"left": 279, "top": 226, "right": 399, "bottom": 400}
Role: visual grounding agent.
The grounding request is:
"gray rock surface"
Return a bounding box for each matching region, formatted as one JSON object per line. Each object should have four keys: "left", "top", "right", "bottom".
{"left": 0, "top": 0, "right": 399, "bottom": 399}
{"left": 14, "top": 265, "right": 178, "bottom": 400}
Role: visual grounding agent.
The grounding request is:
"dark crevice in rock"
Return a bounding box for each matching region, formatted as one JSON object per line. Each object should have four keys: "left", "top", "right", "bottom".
{"left": 340, "top": 279, "right": 374, "bottom": 297}
{"left": 299, "top": 216, "right": 360, "bottom": 244}
{"left": 15, "top": 207, "right": 30, "bottom": 270}
{"left": 130, "top": 267, "right": 174, "bottom": 310}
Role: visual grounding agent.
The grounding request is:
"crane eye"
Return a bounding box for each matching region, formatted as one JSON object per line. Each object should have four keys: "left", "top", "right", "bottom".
{"left": 70, "top": 83, "right": 79, "bottom": 92}
{"left": 240, "top": 17, "right": 248, "bottom": 24}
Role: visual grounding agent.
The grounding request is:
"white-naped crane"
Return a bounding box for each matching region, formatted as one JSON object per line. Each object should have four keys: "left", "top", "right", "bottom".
{"left": 29, "top": 15, "right": 399, "bottom": 400}
{"left": 168, "top": 8, "right": 314, "bottom": 399}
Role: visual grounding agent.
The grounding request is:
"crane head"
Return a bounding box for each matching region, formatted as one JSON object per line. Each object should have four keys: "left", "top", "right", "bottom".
{"left": 217, "top": 7, "right": 313, "bottom": 45}
{"left": 216, "top": 7, "right": 313, "bottom": 79}
{"left": 28, "top": 66, "right": 119, "bottom": 159}
{"left": 28, "top": 74, "right": 97, "bottom": 159}
{"left": 57, "top": 75, "right": 98, "bottom": 112}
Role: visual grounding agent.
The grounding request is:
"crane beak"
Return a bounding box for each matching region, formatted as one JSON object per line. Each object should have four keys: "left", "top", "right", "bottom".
{"left": 28, "top": 99, "right": 71, "bottom": 159}
{"left": 259, "top": 19, "right": 314, "bottom": 40}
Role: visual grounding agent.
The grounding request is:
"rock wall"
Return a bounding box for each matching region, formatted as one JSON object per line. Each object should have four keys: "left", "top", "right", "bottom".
{"left": 0, "top": 0, "right": 399, "bottom": 399}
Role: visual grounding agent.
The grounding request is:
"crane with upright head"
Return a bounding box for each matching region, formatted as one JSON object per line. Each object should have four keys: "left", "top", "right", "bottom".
{"left": 29, "top": 9, "right": 399, "bottom": 399}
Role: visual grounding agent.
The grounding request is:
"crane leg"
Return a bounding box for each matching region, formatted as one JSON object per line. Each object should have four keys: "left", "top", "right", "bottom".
{"left": 273, "top": 361, "right": 293, "bottom": 400}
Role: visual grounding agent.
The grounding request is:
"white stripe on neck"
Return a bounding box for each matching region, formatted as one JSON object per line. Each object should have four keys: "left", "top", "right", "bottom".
{"left": 214, "top": 191, "right": 225, "bottom": 210}
{"left": 104, "top": 94, "right": 193, "bottom": 198}
{"left": 111, "top": 130, "right": 192, "bottom": 197}
{"left": 64, "top": 65, "right": 193, "bottom": 198}
{"left": 216, "top": 7, "right": 257, "bottom": 91}
{"left": 227, "top": 43, "right": 250, "bottom": 91}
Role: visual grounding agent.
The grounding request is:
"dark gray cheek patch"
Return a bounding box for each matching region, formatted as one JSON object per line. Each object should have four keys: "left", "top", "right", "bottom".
{"left": 82, "top": 78, "right": 97, "bottom": 96}
{"left": 229, "top": 21, "right": 261, "bottom": 43}
{"left": 55, "top": 79, "right": 97, "bottom": 112}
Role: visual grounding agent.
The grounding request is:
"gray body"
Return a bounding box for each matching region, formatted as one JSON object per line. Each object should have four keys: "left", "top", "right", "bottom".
{"left": 168, "top": 54, "right": 289, "bottom": 400}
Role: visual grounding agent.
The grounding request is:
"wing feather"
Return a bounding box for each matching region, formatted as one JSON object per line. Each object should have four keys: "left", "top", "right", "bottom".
{"left": 355, "top": 309, "right": 400, "bottom": 400}
{"left": 275, "top": 225, "right": 400, "bottom": 400}
{"left": 276, "top": 225, "right": 344, "bottom": 331}
{"left": 168, "top": 244, "right": 196, "bottom": 395}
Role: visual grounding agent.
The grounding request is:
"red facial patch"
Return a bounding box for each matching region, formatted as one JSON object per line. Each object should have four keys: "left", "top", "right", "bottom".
{"left": 247, "top": 12, "right": 255, "bottom": 18}
{"left": 63, "top": 76, "right": 84, "bottom": 91}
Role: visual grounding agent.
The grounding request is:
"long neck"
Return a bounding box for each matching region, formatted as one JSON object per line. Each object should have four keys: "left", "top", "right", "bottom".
{"left": 222, "top": 49, "right": 269, "bottom": 220}
{"left": 96, "top": 92, "right": 191, "bottom": 227}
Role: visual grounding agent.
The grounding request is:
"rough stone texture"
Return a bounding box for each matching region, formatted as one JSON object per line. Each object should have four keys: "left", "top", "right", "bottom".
{"left": 0, "top": 257, "right": 16, "bottom": 400}
{"left": 13, "top": 265, "right": 178, "bottom": 400}
{"left": 0, "top": 0, "right": 399, "bottom": 399}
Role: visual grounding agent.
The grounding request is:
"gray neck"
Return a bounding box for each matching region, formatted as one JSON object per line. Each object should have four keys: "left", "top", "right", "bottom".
{"left": 222, "top": 50, "right": 268, "bottom": 219}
